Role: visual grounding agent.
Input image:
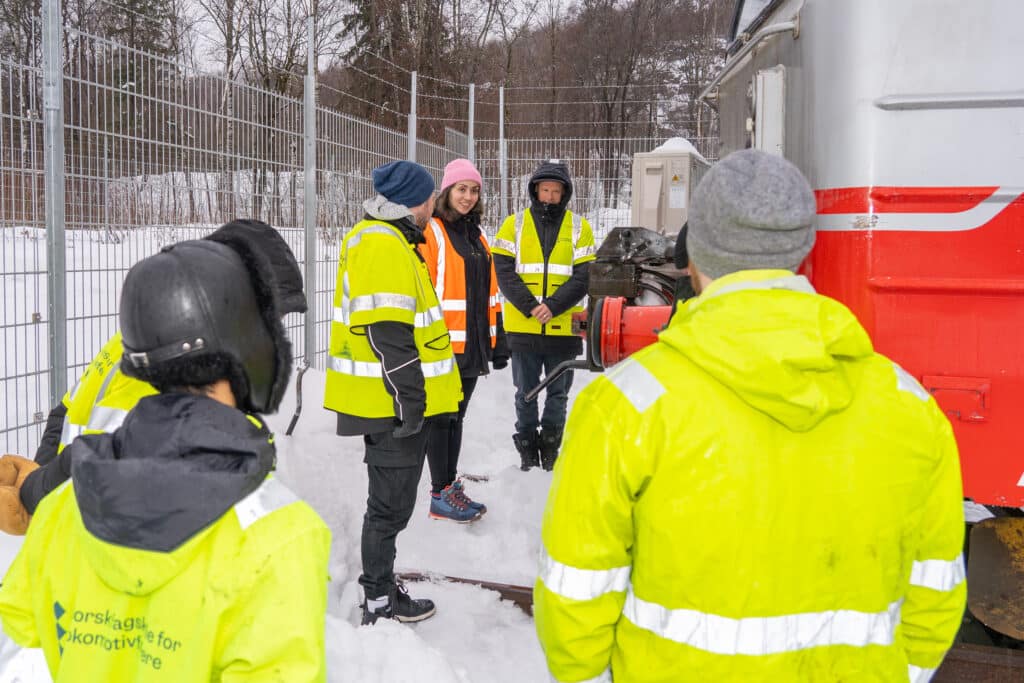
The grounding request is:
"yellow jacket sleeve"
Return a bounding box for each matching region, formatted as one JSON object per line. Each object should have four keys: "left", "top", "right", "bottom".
{"left": 217, "top": 519, "right": 331, "bottom": 683}
{"left": 535, "top": 378, "right": 644, "bottom": 682}
{"left": 901, "top": 413, "right": 966, "bottom": 677}
{"left": 574, "top": 218, "right": 597, "bottom": 265}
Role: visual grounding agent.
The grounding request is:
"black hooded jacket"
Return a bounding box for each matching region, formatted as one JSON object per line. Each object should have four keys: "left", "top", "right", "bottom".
{"left": 493, "top": 161, "right": 590, "bottom": 355}
{"left": 67, "top": 393, "right": 275, "bottom": 552}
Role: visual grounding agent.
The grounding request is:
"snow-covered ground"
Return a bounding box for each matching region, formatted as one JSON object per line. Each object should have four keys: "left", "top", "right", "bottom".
{"left": 0, "top": 363, "right": 596, "bottom": 682}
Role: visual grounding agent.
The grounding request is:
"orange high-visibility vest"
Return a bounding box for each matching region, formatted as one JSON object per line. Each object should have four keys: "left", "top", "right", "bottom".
{"left": 419, "top": 217, "right": 501, "bottom": 354}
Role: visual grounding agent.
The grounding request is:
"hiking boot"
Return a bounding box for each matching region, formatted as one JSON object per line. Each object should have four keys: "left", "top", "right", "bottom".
{"left": 513, "top": 430, "right": 540, "bottom": 471}
{"left": 451, "top": 479, "right": 486, "bottom": 515}
{"left": 429, "top": 484, "right": 483, "bottom": 523}
{"left": 361, "top": 582, "right": 436, "bottom": 625}
{"left": 540, "top": 429, "right": 561, "bottom": 471}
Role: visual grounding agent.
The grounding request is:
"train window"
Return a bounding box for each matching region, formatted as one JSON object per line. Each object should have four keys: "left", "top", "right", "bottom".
{"left": 734, "top": 0, "right": 774, "bottom": 40}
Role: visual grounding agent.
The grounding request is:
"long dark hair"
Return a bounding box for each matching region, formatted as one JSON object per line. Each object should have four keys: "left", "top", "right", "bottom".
{"left": 434, "top": 184, "right": 484, "bottom": 225}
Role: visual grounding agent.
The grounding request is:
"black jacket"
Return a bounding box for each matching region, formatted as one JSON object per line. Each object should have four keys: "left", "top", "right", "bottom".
{"left": 434, "top": 212, "right": 510, "bottom": 377}
{"left": 493, "top": 161, "right": 589, "bottom": 355}
{"left": 22, "top": 393, "right": 275, "bottom": 550}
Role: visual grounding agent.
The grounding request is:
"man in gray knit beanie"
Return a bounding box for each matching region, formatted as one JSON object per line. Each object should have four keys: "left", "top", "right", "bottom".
{"left": 686, "top": 148, "right": 816, "bottom": 287}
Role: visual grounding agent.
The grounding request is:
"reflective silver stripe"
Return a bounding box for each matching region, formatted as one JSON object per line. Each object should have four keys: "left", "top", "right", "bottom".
{"left": 910, "top": 554, "right": 965, "bottom": 591}
{"left": 516, "top": 263, "right": 546, "bottom": 275}
{"left": 908, "top": 664, "right": 936, "bottom": 683}
{"left": 441, "top": 299, "right": 467, "bottom": 311}
{"left": 86, "top": 406, "right": 128, "bottom": 433}
{"left": 489, "top": 325, "right": 498, "bottom": 337}
{"left": 623, "top": 588, "right": 902, "bottom": 656}
{"left": 493, "top": 237, "right": 517, "bottom": 254}
{"left": 605, "top": 360, "right": 665, "bottom": 413}
{"left": 514, "top": 212, "right": 525, "bottom": 273}
{"left": 429, "top": 218, "right": 447, "bottom": 302}
{"left": 59, "top": 420, "right": 85, "bottom": 448}
{"left": 333, "top": 306, "right": 346, "bottom": 324}
{"left": 449, "top": 330, "right": 467, "bottom": 342}
{"left": 489, "top": 294, "right": 501, "bottom": 308}
{"left": 538, "top": 547, "right": 630, "bottom": 601}
{"left": 574, "top": 245, "right": 596, "bottom": 261}
{"left": 551, "top": 670, "right": 611, "bottom": 683}
{"left": 571, "top": 213, "right": 582, "bottom": 249}
{"left": 415, "top": 305, "right": 444, "bottom": 328}
{"left": 711, "top": 274, "right": 816, "bottom": 299}
{"left": 345, "top": 225, "right": 401, "bottom": 250}
{"left": 546, "top": 264, "right": 573, "bottom": 277}
{"left": 329, "top": 356, "right": 382, "bottom": 377}
{"left": 235, "top": 477, "right": 300, "bottom": 530}
{"left": 67, "top": 378, "right": 82, "bottom": 402}
{"left": 329, "top": 355, "right": 454, "bottom": 379}
{"left": 350, "top": 293, "right": 417, "bottom": 314}
{"left": 895, "top": 365, "right": 930, "bottom": 401}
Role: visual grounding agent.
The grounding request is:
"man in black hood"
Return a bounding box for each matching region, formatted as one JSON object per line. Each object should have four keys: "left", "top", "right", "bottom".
{"left": 491, "top": 160, "right": 597, "bottom": 471}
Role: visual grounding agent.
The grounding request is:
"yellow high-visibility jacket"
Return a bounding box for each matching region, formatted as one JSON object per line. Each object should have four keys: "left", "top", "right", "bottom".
{"left": 324, "top": 219, "right": 462, "bottom": 420}
{"left": 0, "top": 474, "right": 330, "bottom": 682}
{"left": 490, "top": 209, "right": 595, "bottom": 336}
{"left": 535, "top": 270, "right": 965, "bottom": 683}
{"left": 58, "top": 333, "right": 157, "bottom": 453}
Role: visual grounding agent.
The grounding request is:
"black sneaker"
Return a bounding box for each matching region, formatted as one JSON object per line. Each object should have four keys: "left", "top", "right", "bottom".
{"left": 392, "top": 582, "right": 436, "bottom": 623}
{"left": 361, "top": 582, "right": 436, "bottom": 625}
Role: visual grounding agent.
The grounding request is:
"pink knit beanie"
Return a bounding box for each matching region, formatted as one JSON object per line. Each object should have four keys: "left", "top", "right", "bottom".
{"left": 440, "top": 159, "right": 483, "bottom": 194}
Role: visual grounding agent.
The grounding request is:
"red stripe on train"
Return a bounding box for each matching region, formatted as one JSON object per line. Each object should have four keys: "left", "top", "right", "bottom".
{"left": 815, "top": 186, "right": 999, "bottom": 214}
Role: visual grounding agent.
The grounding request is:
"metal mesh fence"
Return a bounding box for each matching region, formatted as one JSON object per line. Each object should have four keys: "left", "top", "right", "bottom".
{"left": 1, "top": 17, "right": 718, "bottom": 455}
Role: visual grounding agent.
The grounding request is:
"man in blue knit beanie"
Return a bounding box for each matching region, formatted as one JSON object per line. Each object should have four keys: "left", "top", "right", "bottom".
{"left": 325, "top": 159, "right": 465, "bottom": 625}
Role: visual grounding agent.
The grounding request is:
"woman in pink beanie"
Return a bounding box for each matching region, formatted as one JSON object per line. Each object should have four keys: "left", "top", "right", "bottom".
{"left": 417, "top": 159, "right": 508, "bottom": 523}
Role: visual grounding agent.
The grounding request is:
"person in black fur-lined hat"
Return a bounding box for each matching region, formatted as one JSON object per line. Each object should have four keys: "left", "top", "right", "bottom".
{"left": 0, "top": 220, "right": 307, "bottom": 535}
{"left": 0, "top": 239, "right": 330, "bottom": 681}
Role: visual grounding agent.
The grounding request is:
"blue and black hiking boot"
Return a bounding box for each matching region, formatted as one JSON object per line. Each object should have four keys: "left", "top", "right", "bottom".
{"left": 451, "top": 479, "right": 487, "bottom": 515}
{"left": 361, "top": 582, "right": 436, "bottom": 625}
{"left": 429, "top": 484, "right": 483, "bottom": 523}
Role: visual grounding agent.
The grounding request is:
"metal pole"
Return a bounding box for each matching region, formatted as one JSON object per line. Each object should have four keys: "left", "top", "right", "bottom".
{"left": 468, "top": 83, "right": 475, "bottom": 163}
{"left": 407, "top": 71, "right": 417, "bottom": 162}
{"left": 499, "top": 86, "right": 507, "bottom": 217}
{"left": 42, "top": 0, "right": 66, "bottom": 406}
{"left": 303, "top": 17, "right": 318, "bottom": 367}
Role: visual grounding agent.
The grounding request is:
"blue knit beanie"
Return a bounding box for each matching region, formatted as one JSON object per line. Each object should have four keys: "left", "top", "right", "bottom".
{"left": 372, "top": 161, "right": 435, "bottom": 208}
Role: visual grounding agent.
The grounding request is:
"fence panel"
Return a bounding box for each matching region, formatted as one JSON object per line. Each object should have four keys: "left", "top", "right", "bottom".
{"left": 475, "top": 136, "right": 718, "bottom": 243}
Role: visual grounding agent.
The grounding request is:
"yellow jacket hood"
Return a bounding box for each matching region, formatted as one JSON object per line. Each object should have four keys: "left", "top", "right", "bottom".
{"left": 658, "top": 270, "right": 874, "bottom": 431}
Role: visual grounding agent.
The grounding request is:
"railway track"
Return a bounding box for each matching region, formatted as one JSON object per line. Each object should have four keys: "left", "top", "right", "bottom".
{"left": 399, "top": 572, "right": 1024, "bottom": 681}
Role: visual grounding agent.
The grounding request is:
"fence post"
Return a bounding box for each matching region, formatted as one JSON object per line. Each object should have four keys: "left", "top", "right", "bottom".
{"left": 42, "top": 0, "right": 66, "bottom": 406}
{"left": 499, "top": 85, "right": 507, "bottom": 217}
{"left": 468, "top": 83, "right": 475, "bottom": 163}
{"left": 303, "top": 17, "right": 318, "bottom": 368}
{"left": 407, "top": 71, "right": 417, "bottom": 162}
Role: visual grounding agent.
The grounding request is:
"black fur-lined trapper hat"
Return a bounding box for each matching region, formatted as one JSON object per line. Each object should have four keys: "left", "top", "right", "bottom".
{"left": 118, "top": 240, "right": 292, "bottom": 414}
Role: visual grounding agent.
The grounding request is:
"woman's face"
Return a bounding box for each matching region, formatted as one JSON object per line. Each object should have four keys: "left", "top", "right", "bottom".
{"left": 450, "top": 181, "right": 481, "bottom": 216}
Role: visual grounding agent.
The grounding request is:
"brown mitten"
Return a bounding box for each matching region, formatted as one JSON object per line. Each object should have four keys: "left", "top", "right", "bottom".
{"left": 0, "top": 455, "right": 40, "bottom": 535}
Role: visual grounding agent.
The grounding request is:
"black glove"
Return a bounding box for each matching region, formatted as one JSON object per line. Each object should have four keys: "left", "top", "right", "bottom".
{"left": 492, "top": 356, "right": 509, "bottom": 370}
{"left": 392, "top": 416, "right": 424, "bottom": 440}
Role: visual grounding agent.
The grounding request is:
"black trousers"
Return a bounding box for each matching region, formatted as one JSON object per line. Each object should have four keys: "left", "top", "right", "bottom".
{"left": 425, "top": 376, "right": 478, "bottom": 494}
{"left": 359, "top": 424, "right": 432, "bottom": 599}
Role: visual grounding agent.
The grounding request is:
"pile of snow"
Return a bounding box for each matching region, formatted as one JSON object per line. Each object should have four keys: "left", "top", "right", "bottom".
{"left": 0, "top": 365, "right": 596, "bottom": 681}
{"left": 651, "top": 137, "right": 708, "bottom": 162}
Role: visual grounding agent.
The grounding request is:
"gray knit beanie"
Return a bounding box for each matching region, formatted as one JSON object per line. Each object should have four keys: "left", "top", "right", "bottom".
{"left": 687, "top": 149, "right": 816, "bottom": 280}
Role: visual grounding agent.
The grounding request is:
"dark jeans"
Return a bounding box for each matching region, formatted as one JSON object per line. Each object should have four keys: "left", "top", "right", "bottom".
{"left": 359, "top": 425, "right": 431, "bottom": 599}
{"left": 511, "top": 350, "right": 576, "bottom": 436}
{"left": 425, "top": 376, "right": 478, "bottom": 493}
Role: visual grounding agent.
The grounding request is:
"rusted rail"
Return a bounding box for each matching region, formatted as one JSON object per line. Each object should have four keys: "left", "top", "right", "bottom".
{"left": 400, "top": 573, "right": 1024, "bottom": 680}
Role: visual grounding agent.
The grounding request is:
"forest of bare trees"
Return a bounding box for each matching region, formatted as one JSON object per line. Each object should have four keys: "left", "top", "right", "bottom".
{"left": 1, "top": 0, "right": 732, "bottom": 143}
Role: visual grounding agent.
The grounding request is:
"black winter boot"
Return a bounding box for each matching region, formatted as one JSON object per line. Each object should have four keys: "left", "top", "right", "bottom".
{"left": 361, "top": 581, "right": 436, "bottom": 625}
{"left": 513, "top": 430, "right": 540, "bottom": 471}
{"left": 539, "top": 429, "right": 561, "bottom": 471}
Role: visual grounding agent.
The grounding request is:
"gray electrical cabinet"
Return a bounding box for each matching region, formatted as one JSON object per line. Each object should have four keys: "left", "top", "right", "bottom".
{"left": 630, "top": 139, "right": 710, "bottom": 235}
